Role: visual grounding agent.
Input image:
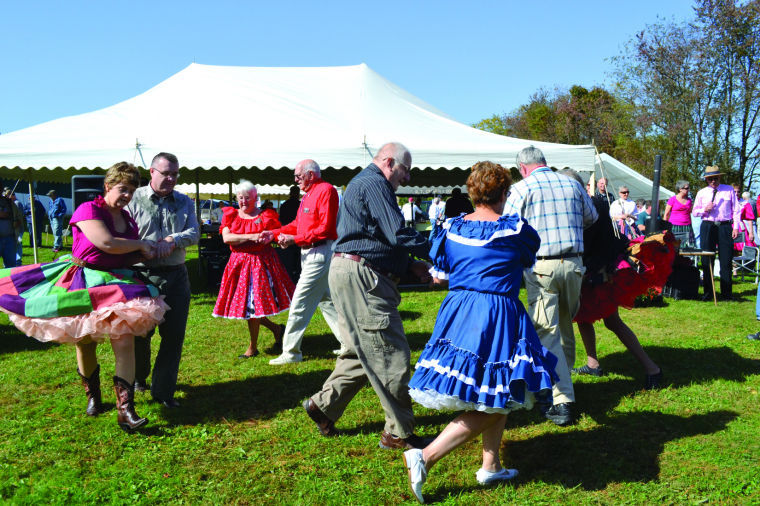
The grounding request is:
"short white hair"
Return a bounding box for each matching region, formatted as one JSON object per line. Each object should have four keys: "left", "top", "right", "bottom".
{"left": 300, "top": 159, "right": 321, "bottom": 176}
{"left": 235, "top": 180, "right": 257, "bottom": 197}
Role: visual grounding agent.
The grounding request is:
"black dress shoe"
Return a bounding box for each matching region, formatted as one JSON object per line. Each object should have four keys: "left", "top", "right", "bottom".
{"left": 545, "top": 402, "right": 575, "bottom": 426}
{"left": 134, "top": 380, "right": 149, "bottom": 393}
{"left": 154, "top": 397, "right": 181, "bottom": 409}
{"left": 747, "top": 332, "right": 760, "bottom": 341}
{"left": 644, "top": 370, "right": 663, "bottom": 390}
{"left": 701, "top": 294, "right": 715, "bottom": 302}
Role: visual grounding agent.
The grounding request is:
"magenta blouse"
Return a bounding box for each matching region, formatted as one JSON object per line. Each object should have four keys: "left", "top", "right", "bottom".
{"left": 666, "top": 196, "right": 693, "bottom": 226}
{"left": 69, "top": 196, "right": 139, "bottom": 269}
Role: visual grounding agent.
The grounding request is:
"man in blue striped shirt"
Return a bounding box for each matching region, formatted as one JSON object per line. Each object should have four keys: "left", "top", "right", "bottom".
{"left": 503, "top": 146, "right": 598, "bottom": 426}
{"left": 304, "top": 142, "right": 433, "bottom": 450}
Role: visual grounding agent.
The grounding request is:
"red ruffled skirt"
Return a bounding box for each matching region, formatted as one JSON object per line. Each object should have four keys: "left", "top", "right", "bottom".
{"left": 213, "top": 248, "right": 295, "bottom": 319}
{"left": 574, "top": 231, "right": 679, "bottom": 324}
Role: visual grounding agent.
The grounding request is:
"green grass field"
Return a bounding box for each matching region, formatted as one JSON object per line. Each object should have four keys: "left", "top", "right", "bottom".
{"left": 1, "top": 241, "right": 759, "bottom": 504}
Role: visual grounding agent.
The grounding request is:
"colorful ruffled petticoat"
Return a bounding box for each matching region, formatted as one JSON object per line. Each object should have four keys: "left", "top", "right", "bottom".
{"left": 0, "top": 255, "right": 168, "bottom": 343}
{"left": 573, "top": 231, "right": 678, "bottom": 324}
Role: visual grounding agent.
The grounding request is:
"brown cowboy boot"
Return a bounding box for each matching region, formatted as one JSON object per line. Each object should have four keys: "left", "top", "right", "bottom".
{"left": 113, "top": 376, "right": 148, "bottom": 432}
{"left": 77, "top": 364, "right": 104, "bottom": 416}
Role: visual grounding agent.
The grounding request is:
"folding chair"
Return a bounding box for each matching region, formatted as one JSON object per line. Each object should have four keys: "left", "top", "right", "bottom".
{"left": 732, "top": 245, "right": 760, "bottom": 283}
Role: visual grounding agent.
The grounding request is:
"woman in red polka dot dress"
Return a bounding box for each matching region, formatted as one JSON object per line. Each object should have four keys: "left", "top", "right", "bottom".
{"left": 213, "top": 181, "right": 295, "bottom": 358}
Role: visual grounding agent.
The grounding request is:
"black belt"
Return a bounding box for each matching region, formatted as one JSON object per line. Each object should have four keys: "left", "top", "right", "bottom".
{"left": 536, "top": 252, "right": 583, "bottom": 261}
{"left": 135, "top": 264, "right": 186, "bottom": 273}
{"left": 333, "top": 253, "right": 401, "bottom": 283}
{"left": 302, "top": 239, "right": 327, "bottom": 249}
{"left": 703, "top": 220, "right": 732, "bottom": 226}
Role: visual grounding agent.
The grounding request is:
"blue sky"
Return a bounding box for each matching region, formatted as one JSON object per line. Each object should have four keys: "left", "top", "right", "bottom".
{"left": 1, "top": 1, "right": 696, "bottom": 135}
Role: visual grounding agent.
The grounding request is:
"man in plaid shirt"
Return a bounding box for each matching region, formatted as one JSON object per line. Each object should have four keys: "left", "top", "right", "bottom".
{"left": 503, "top": 146, "right": 598, "bottom": 426}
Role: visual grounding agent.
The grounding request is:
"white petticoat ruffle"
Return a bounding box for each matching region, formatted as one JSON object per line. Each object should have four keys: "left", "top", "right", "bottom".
{"left": 409, "top": 387, "right": 535, "bottom": 415}
{"left": 3, "top": 296, "right": 169, "bottom": 344}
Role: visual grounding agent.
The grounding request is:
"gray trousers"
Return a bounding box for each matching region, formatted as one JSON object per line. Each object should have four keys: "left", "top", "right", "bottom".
{"left": 311, "top": 256, "right": 415, "bottom": 438}
{"left": 134, "top": 266, "right": 191, "bottom": 401}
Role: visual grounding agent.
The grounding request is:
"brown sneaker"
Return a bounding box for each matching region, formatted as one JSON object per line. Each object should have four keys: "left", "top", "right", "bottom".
{"left": 302, "top": 398, "right": 339, "bottom": 437}
{"left": 378, "top": 431, "right": 431, "bottom": 450}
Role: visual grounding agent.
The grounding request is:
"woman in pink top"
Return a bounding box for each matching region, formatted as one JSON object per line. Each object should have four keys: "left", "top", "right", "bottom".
{"left": 0, "top": 162, "right": 167, "bottom": 432}
{"left": 663, "top": 180, "right": 695, "bottom": 248}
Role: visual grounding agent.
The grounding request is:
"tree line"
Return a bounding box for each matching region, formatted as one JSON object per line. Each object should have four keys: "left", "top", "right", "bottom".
{"left": 475, "top": 0, "right": 760, "bottom": 193}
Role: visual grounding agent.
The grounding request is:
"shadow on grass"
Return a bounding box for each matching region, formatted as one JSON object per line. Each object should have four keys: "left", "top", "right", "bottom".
{"left": 0, "top": 324, "right": 56, "bottom": 355}
{"left": 596, "top": 345, "right": 760, "bottom": 388}
{"left": 427, "top": 410, "right": 737, "bottom": 498}
{"left": 167, "top": 369, "right": 333, "bottom": 425}
{"left": 399, "top": 310, "right": 423, "bottom": 321}
{"left": 564, "top": 346, "right": 760, "bottom": 425}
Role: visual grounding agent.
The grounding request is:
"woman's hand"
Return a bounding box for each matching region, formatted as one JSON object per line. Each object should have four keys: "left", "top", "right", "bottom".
{"left": 258, "top": 230, "right": 274, "bottom": 244}
{"left": 140, "top": 240, "right": 156, "bottom": 260}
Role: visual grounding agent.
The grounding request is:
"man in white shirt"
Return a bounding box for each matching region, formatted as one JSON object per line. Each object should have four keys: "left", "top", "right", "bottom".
{"left": 401, "top": 197, "right": 424, "bottom": 228}
{"left": 427, "top": 196, "right": 445, "bottom": 238}
{"left": 609, "top": 185, "right": 639, "bottom": 238}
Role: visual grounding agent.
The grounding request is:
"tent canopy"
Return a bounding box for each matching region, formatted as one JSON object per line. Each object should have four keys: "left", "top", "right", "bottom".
{"left": 595, "top": 153, "right": 674, "bottom": 201}
{"left": 0, "top": 63, "right": 595, "bottom": 187}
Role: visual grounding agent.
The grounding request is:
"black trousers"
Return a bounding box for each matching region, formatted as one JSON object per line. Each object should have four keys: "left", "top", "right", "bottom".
{"left": 699, "top": 221, "right": 734, "bottom": 298}
{"left": 134, "top": 266, "right": 191, "bottom": 400}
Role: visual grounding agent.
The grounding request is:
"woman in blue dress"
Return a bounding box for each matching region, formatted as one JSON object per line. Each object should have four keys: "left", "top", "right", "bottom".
{"left": 402, "top": 162, "right": 558, "bottom": 503}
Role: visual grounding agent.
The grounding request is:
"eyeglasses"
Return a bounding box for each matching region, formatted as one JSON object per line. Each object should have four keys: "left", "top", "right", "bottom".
{"left": 390, "top": 158, "right": 410, "bottom": 174}
{"left": 620, "top": 191, "right": 629, "bottom": 194}
{"left": 154, "top": 167, "right": 179, "bottom": 179}
{"left": 294, "top": 172, "right": 308, "bottom": 181}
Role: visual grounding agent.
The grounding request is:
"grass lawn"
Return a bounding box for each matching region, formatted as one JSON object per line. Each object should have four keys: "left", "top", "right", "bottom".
{"left": 1, "top": 241, "right": 759, "bottom": 504}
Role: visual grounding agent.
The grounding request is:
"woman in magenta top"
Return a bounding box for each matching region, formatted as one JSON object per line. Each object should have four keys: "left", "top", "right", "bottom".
{"left": 663, "top": 180, "right": 695, "bottom": 248}
{"left": 0, "top": 162, "right": 167, "bottom": 432}
{"left": 213, "top": 180, "right": 294, "bottom": 358}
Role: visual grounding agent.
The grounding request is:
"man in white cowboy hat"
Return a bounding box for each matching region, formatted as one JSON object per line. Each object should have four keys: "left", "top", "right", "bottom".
{"left": 692, "top": 165, "right": 741, "bottom": 301}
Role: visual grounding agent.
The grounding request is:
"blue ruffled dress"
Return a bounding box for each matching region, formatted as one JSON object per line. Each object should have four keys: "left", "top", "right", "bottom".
{"left": 408, "top": 214, "right": 558, "bottom": 414}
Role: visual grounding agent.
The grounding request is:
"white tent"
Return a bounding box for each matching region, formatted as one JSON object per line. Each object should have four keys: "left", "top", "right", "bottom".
{"left": 595, "top": 153, "right": 674, "bottom": 201}
{"left": 174, "top": 183, "right": 292, "bottom": 197}
{"left": 0, "top": 63, "right": 595, "bottom": 186}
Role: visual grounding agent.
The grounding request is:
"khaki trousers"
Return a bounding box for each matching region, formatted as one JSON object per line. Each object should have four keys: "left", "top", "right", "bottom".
{"left": 279, "top": 241, "right": 345, "bottom": 357}
{"left": 311, "top": 256, "right": 415, "bottom": 438}
{"left": 524, "top": 257, "right": 585, "bottom": 405}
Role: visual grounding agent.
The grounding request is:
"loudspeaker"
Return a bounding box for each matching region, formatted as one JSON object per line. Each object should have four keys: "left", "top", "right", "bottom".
{"left": 71, "top": 175, "right": 106, "bottom": 211}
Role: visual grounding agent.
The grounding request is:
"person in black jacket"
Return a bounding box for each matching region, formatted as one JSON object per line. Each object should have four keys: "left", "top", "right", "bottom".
{"left": 559, "top": 169, "right": 663, "bottom": 390}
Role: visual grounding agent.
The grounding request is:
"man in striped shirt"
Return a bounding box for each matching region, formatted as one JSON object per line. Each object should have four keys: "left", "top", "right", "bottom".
{"left": 303, "top": 142, "right": 433, "bottom": 450}
{"left": 503, "top": 146, "right": 598, "bottom": 426}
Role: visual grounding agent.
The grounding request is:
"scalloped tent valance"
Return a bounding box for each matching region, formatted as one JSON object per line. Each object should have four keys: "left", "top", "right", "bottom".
{"left": 0, "top": 63, "right": 595, "bottom": 186}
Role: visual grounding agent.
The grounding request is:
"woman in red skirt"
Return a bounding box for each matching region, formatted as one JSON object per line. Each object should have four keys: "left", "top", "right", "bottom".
{"left": 213, "top": 181, "right": 295, "bottom": 358}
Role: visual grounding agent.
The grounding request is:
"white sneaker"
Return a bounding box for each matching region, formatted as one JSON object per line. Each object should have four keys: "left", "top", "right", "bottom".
{"left": 268, "top": 353, "right": 303, "bottom": 365}
{"left": 402, "top": 449, "right": 427, "bottom": 503}
{"left": 333, "top": 347, "right": 350, "bottom": 356}
{"left": 475, "top": 467, "right": 518, "bottom": 485}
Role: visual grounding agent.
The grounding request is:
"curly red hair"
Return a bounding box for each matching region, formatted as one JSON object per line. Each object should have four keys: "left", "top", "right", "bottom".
{"left": 466, "top": 161, "right": 512, "bottom": 206}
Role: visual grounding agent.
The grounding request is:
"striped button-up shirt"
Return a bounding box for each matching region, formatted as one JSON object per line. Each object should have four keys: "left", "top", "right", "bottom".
{"left": 332, "top": 163, "right": 430, "bottom": 276}
{"left": 127, "top": 185, "right": 200, "bottom": 267}
{"left": 503, "top": 166, "right": 597, "bottom": 257}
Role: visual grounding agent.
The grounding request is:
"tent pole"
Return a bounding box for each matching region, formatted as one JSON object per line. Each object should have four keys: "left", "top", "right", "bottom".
{"left": 363, "top": 137, "right": 374, "bottom": 162}
{"left": 195, "top": 170, "right": 201, "bottom": 225}
{"left": 28, "top": 179, "right": 38, "bottom": 264}
{"left": 135, "top": 139, "right": 147, "bottom": 169}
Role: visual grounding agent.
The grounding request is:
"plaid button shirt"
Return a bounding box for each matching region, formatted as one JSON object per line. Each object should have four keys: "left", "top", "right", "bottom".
{"left": 503, "top": 167, "right": 597, "bottom": 257}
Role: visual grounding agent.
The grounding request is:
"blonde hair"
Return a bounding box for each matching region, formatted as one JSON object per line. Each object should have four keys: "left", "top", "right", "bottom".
{"left": 104, "top": 162, "right": 140, "bottom": 190}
